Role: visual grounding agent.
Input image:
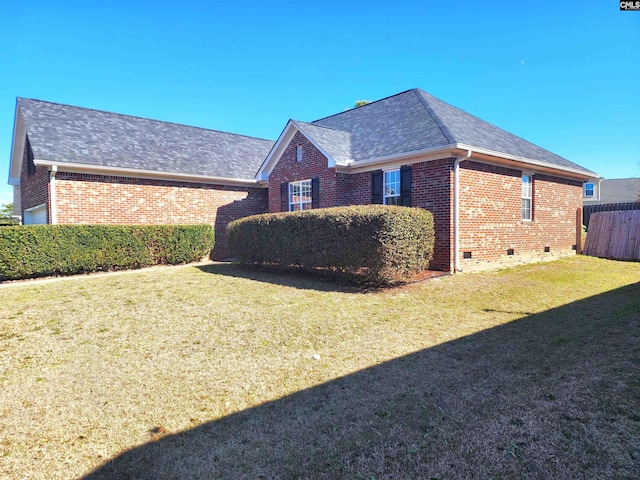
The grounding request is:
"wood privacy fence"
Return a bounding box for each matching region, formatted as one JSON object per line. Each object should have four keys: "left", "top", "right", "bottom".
{"left": 583, "top": 210, "right": 640, "bottom": 260}
{"left": 583, "top": 202, "right": 640, "bottom": 229}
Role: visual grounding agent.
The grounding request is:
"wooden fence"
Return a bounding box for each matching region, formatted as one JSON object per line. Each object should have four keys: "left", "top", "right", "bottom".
{"left": 583, "top": 202, "right": 640, "bottom": 229}
{"left": 583, "top": 210, "right": 640, "bottom": 260}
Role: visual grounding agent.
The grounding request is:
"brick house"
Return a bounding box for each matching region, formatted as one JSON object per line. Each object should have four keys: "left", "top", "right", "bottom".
{"left": 8, "top": 89, "right": 599, "bottom": 271}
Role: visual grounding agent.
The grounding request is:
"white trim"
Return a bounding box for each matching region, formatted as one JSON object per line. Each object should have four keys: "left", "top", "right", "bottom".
{"left": 454, "top": 143, "right": 600, "bottom": 179}
{"left": 8, "top": 102, "right": 26, "bottom": 186}
{"left": 32, "top": 160, "right": 262, "bottom": 188}
{"left": 257, "top": 120, "right": 298, "bottom": 180}
{"left": 23, "top": 203, "right": 47, "bottom": 225}
{"left": 49, "top": 165, "right": 58, "bottom": 225}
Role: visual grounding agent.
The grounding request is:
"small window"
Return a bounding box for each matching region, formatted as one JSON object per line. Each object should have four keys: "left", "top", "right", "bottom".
{"left": 383, "top": 170, "right": 400, "bottom": 205}
{"left": 584, "top": 183, "right": 594, "bottom": 197}
{"left": 296, "top": 145, "right": 302, "bottom": 162}
{"left": 522, "top": 174, "right": 532, "bottom": 221}
{"left": 289, "top": 179, "right": 312, "bottom": 211}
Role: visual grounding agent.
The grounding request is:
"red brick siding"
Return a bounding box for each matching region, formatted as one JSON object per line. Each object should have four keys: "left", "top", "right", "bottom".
{"left": 54, "top": 173, "right": 267, "bottom": 259}
{"left": 20, "top": 140, "right": 50, "bottom": 221}
{"left": 457, "top": 161, "right": 581, "bottom": 270}
{"left": 411, "top": 158, "right": 456, "bottom": 271}
{"left": 268, "top": 132, "right": 336, "bottom": 212}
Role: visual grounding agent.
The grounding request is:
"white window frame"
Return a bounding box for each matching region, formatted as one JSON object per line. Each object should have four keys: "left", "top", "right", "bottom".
{"left": 289, "top": 179, "right": 312, "bottom": 211}
{"left": 522, "top": 174, "right": 533, "bottom": 221}
{"left": 383, "top": 169, "right": 400, "bottom": 205}
{"left": 584, "top": 183, "right": 594, "bottom": 197}
{"left": 296, "top": 145, "right": 303, "bottom": 162}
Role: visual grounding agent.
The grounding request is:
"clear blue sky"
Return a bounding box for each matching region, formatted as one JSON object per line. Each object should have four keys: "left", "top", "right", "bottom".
{"left": 1, "top": 0, "right": 638, "bottom": 207}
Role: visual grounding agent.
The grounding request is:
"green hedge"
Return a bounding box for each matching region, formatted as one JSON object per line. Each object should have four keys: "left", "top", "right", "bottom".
{"left": 227, "top": 205, "right": 434, "bottom": 284}
{"left": 0, "top": 224, "right": 214, "bottom": 281}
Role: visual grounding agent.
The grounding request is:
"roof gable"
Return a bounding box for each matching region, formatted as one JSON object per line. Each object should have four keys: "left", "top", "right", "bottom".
{"left": 16, "top": 98, "right": 275, "bottom": 180}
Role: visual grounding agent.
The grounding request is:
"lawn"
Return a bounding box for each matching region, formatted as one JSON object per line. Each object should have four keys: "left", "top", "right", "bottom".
{"left": 0, "top": 256, "right": 638, "bottom": 479}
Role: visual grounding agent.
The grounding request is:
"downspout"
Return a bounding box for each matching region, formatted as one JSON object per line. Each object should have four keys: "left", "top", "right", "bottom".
{"left": 49, "top": 165, "right": 58, "bottom": 225}
{"left": 597, "top": 177, "right": 602, "bottom": 202}
{"left": 453, "top": 150, "right": 472, "bottom": 273}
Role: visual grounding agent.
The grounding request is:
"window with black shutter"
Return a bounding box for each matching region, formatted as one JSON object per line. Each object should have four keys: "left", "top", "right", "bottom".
{"left": 372, "top": 170, "right": 383, "bottom": 204}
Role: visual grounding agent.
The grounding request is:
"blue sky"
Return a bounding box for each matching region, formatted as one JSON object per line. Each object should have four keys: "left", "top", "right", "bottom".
{"left": 1, "top": 0, "right": 638, "bottom": 207}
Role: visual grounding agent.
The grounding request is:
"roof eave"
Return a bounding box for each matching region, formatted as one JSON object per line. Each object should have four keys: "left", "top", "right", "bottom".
{"left": 33, "top": 160, "right": 264, "bottom": 188}
{"left": 8, "top": 100, "right": 25, "bottom": 186}
{"left": 453, "top": 144, "right": 601, "bottom": 180}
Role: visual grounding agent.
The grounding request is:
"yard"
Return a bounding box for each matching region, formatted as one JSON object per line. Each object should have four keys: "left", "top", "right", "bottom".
{"left": 0, "top": 256, "right": 638, "bottom": 479}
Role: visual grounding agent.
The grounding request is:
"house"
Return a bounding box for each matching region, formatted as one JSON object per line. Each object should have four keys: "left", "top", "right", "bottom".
{"left": 9, "top": 98, "right": 274, "bottom": 258}
{"left": 8, "top": 89, "right": 599, "bottom": 271}
{"left": 582, "top": 178, "right": 640, "bottom": 205}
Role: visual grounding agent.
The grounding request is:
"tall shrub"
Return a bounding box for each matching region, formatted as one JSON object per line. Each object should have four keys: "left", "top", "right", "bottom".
{"left": 227, "top": 205, "right": 434, "bottom": 284}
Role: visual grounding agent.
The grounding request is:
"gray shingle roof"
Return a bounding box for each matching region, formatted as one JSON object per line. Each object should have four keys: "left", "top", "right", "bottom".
{"left": 18, "top": 98, "right": 274, "bottom": 179}
{"left": 292, "top": 120, "right": 352, "bottom": 164}
{"left": 586, "top": 178, "right": 640, "bottom": 204}
{"left": 313, "top": 89, "right": 597, "bottom": 177}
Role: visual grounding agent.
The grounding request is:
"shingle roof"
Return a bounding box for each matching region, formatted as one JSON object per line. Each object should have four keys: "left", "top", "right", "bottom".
{"left": 589, "top": 178, "right": 640, "bottom": 203}
{"left": 17, "top": 98, "right": 275, "bottom": 179}
{"left": 313, "top": 88, "right": 597, "bottom": 177}
{"left": 292, "top": 120, "right": 352, "bottom": 164}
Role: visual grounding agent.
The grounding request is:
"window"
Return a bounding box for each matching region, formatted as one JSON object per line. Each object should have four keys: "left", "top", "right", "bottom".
{"left": 296, "top": 145, "right": 302, "bottom": 162}
{"left": 383, "top": 170, "right": 400, "bottom": 205}
{"left": 584, "top": 183, "right": 594, "bottom": 197}
{"left": 289, "top": 179, "right": 312, "bottom": 211}
{"left": 522, "top": 174, "right": 532, "bottom": 221}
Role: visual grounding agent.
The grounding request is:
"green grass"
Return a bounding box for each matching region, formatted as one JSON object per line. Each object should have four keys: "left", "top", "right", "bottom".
{"left": 0, "top": 256, "right": 639, "bottom": 479}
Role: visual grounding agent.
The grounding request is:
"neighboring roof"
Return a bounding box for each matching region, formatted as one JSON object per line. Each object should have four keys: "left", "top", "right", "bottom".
{"left": 585, "top": 178, "right": 640, "bottom": 204}
{"left": 15, "top": 98, "right": 274, "bottom": 180}
{"left": 312, "top": 88, "right": 598, "bottom": 177}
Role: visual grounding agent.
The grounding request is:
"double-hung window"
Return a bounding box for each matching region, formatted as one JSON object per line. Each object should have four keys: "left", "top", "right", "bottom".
{"left": 584, "top": 183, "right": 594, "bottom": 197}
{"left": 522, "top": 174, "right": 532, "bottom": 221}
{"left": 383, "top": 170, "right": 400, "bottom": 205}
{"left": 289, "top": 179, "right": 312, "bottom": 211}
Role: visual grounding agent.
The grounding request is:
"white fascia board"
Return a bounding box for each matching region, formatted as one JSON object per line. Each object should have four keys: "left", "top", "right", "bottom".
{"left": 33, "top": 160, "right": 264, "bottom": 188}
{"left": 256, "top": 120, "right": 297, "bottom": 181}
{"left": 454, "top": 143, "right": 601, "bottom": 179}
{"left": 341, "top": 145, "right": 456, "bottom": 174}
{"left": 290, "top": 121, "right": 339, "bottom": 169}
{"left": 256, "top": 120, "right": 341, "bottom": 180}
{"left": 8, "top": 103, "right": 25, "bottom": 186}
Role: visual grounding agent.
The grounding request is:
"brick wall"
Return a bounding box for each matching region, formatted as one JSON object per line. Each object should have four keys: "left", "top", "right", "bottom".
{"left": 20, "top": 138, "right": 50, "bottom": 221}
{"left": 411, "top": 158, "right": 456, "bottom": 271}
{"left": 457, "top": 161, "right": 581, "bottom": 271}
{"left": 268, "top": 131, "right": 336, "bottom": 212}
{"left": 54, "top": 173, "right": 268, "bottom": 259}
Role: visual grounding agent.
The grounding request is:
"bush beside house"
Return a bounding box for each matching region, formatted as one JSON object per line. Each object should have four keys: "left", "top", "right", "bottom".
{"left": 0, "top": 224, "right": 214, "bottom": 281}
{"left": 227, "top": 205, "right": 434, "bottom": 284}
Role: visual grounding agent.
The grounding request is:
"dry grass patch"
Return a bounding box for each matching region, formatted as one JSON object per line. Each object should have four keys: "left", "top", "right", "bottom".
{"left": 0, "top": 256, "right": 639, "bottom": 479}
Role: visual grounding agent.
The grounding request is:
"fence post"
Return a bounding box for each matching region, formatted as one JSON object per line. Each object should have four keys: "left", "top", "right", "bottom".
{"left": 576, "top": 208, "right": 583, "bottom": 254}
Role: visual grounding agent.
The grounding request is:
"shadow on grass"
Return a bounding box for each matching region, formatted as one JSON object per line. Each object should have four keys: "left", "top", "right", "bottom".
{"left": 195, "top": 262, "right": 375, "bottom": 293}
{"left": 83, "top": 282, "right": 640, "bottom": 479}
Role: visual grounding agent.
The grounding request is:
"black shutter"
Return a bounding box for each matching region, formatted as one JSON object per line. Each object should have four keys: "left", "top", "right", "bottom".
{"left": 311, "top": 178, "right": 320, "bottom": 209}
{"left": 280, "top": 183, "right": 288, "bottom": 212}
{"left": 400, "top": 165, "right": 412, "bottom": 206}
{"left": 372, "top": 170, "right": 383, "bottom": 204}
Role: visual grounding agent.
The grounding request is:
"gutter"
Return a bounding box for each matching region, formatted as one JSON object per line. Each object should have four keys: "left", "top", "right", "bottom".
{"left": 453, "top": 150, "right": 472, "bottom": 273}
{"left": 49, "top": 165, "right": 58, "bottom": 224}
{"left": 34, "top": 160, "right": 263, "bottom": 188}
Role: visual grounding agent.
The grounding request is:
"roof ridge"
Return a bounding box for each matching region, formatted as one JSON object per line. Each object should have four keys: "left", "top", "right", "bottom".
{"left": 294, "top": 119, "right": 349, "bottom": 133}
{"left": 412, "top": 89, "right": 456, "bottom": 144}
{"left": 311, "top": 88, "right": 417, "bottom": 123}
{"left": 17, "top": 97, "right": 275, "bottom": 143}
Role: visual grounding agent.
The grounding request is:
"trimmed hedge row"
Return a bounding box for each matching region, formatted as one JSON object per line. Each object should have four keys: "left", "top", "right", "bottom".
{"left": 227, "top": 205, "right": 434, "bottom": 284}
{"left": 0, "top": 224, "right": 214, "bottom": 281}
